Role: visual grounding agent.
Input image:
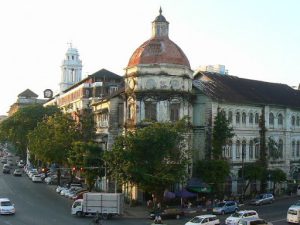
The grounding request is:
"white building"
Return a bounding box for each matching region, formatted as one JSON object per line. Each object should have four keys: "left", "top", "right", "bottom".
{"left": 196, "top": 64, "right": 228, "bottom": 75}
{"left": 59, "top": 44, "right": 82, "bottom": 93}
{"left": 193, "top": 71, "right": 300, "bottom": 194}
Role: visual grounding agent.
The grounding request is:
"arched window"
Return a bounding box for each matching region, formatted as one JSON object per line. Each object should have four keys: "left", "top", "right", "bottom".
{"left": 228, "top": 111, "right": 233, "bottom": 123}
{"left": 249, "top": 113, "right": 253, "bottom": 124}
{"left": 242, "top": 140, "right": 246, "bottom": 159}
{"left": 236, "top": 112, "right": 240, "bottom": 124}
{"left": 297, "top": 116, "right": 300, "bottom": 126}
{"left": 249, "top": 140, "right": 254, "bottom": 159}
{"left": 242, "top": 112, "right": 246, "bottom": 124}
{"left": 278, "top": 139, "right": 283, "bottom": 158}
{"left": 297, "top": 141, "right": 300, "bottom": 157}
{"left": 255, "top": 143, "right": 260, "bottom": 159}
{"left": 236, "top": 140, "right": 240, "bottom": 159}
{"left": 278, "top": 114, "right": 283, "bottom": 125}
{"left": 255, "top": 113, "right": 259, "bottom": 124}
{"left": 269, "top": 113, "right": 274, "bottom": 125}
{"left": 292, "top": 116, "right": 296, "bottom": 126}
{"left": 292, "top": 141, "right": 296, "bottom": 157}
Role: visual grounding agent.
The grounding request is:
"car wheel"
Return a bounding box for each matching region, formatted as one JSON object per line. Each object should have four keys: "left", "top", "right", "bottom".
{"left": 176, "top": 214, "right": 180, "bottom": 219}
{"left": 76, "top": 211, "right": 83, "bottom": 217}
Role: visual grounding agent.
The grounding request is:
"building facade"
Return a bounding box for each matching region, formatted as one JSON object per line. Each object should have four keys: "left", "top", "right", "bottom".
{"left": 193, "top": 72, "right": 300, "bottom": 194}
{"left": 59, "top": 45, "right": 83, "bottom": 93}
{"left": 8, "top": 89, "right": 46, "bottom": 116}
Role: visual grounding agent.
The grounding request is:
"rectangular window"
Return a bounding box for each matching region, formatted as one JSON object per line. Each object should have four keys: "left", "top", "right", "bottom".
{"left": 145, "top": 102, "right": 157, "bottom": 121}
{"left": 170, "top": 103, "right": 180, "bottom": 122}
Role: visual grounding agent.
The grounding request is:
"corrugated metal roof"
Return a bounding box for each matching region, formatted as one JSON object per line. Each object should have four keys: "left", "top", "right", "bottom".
{"left": 193, "top": 72, "right": 300, "bottom": 108}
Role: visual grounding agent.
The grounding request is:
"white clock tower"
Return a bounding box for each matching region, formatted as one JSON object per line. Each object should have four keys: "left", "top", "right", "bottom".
{"left": 59, "top": 44, "right": 82, "bottom": 92}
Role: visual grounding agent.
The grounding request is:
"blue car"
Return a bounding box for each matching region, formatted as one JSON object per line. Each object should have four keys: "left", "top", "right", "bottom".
{"left": 212, "top": 201, "right": 238, "bottom": 215}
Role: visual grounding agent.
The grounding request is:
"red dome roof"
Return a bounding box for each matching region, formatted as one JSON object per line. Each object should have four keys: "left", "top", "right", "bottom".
{"left": 127, "top": 37, "right": 190, "bottom": 68}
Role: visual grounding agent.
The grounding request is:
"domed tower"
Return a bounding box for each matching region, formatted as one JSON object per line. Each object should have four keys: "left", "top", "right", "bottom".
{"left": 59, "top": 44, "right": 82, "bottom": 92}
{"left": 125, "top": 8, "right": 193, "bottom": 128}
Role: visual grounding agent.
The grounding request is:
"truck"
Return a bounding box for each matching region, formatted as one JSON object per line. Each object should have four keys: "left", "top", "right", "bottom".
{"left": 71, "top": 192, "right": 124, "bottom": 219}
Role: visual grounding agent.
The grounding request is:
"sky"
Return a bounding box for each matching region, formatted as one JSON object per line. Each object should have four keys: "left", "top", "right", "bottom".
{"left": 1, "top": 0, "right": 300, "bottom": 115}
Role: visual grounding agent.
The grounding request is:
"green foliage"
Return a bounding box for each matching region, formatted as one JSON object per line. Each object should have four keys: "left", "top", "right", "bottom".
{"left": 76, "top": 108, "right": 96, "bottom": 142}
{"left": 104, "top": 119, "right": 190, "bottom": 198}
{"left": 267, "top": 137, "right": 281, "bottom": 160}
{"left": 268, "top": 168, "right": 286, "bottom": 185}
{"left": 239, "top": 162, "right": 266, "bottom": 195}
{"left": 240, "top": 162, "right": 266, "bottom": 181}
{"left": 0, "top": 105, "right": 59, "bottom": 158}
{"left": 212, "top": 109, "right": 234, "bottom": 159}
{"left": 28, "top": 113, "right": 80, "bottom": 165}
{"left": 69, "top": 141, "right": 104, "bottom": 191}
{"left": 194, "top": 159, "right": 230, "bottom": 194}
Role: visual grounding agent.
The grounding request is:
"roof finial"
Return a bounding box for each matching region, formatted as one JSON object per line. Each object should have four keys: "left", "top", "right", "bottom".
{"left": 159, "top": 6, "right": 162, "bottom": 15}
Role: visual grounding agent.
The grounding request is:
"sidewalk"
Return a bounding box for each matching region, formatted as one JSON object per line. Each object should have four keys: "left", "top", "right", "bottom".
{"left": 123, "top": 203, "right": 149, "bottom": 219}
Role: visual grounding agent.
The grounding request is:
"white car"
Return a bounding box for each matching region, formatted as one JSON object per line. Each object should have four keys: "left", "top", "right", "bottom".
{"left": 185, "top": 214, "right": 220, "bottom": 225}
{"left": 238, "top": 217, "right": 269, "bottom": 225}
{"left": 225, "top": 210, "right": 258, "bottom": 225}
{"left": 32, "top": 174, "right": 42, "bottom": 182}
{"left": 0, "top": 198, "right": 15, "bottom": 215}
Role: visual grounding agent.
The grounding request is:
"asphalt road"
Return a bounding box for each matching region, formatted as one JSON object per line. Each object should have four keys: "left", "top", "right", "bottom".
{"left": 0, "top": 157, "right": 299, "bottom": 225}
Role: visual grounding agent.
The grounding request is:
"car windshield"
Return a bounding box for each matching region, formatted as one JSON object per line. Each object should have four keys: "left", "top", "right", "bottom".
{"left": 255, "top": 194, "right": 264, "bottom": 199}
{"left": 217, "top": 202, "right": 225, "bottom": 207}
{"left": 190, "top": 217, "right": 202, "bottom": 223}
{"left": 1, "top": 201, "right": 12, "bottom": 206}
{"left": 231, "top": 212, "right": 242, "bottom": 217}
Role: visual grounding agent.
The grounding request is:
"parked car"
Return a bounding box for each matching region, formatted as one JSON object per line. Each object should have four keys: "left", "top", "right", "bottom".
{"left": 185, "top": 214, "right": 220, "bottom": 225}
{"left": 238, "top": 217, "right": 269, "bottom": 225}
{"left": 213, "top": 201, "right": 238, "bottom": 215}
{"left": 13, "top": 169, "right": 22, "bottom": 176}
{"left": 0, "top": 198, "right": 15, "bottom": 215}
{"left": 17, "top": 160, "right": 25, "bottom": 168}
{"left": 150, "top": 208, "right": 184, "bottom": 220}
{"left": 225, "top": 210, "right": 259, "bottom": 225}
{"left": 71, "top": 189, "right": 88, "bottom": 200}
{"left": 32, "top": 174, "right": 43, "bottom": 182}
{"left": 1, "top": 158, "right": 7, "bottom": 164}
{"left": 3, "top": 164, "right": 10, "bottom": 174}
{"left": 250, "top": 193, "right": 274, "bottom": 206}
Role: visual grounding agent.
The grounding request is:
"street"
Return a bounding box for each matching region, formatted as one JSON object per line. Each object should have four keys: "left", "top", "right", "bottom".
{"left": 0, "top": 159, "right": 299, "bottom": 225}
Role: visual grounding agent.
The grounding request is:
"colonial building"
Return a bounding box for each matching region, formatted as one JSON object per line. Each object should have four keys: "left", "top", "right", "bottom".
{"left": 8, "top": 89, "right": 46, "bottom": 116}
{"left": 59, "top": 44, "right": 83, "bottom": 93}
{"left": 124, "top": 8, "right": 193, "bottom": 130}
{"left": 193, "top": 71, "right": 300, "bottom": 193}
{"left": 44, "top": 46, "right": 123, "bottom": 116}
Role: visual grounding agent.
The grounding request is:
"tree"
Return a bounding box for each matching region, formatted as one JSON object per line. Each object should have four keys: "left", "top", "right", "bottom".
{"left": 0, "top": 105, "right": 59, "bottom": 159}
{"left": 268, "top": 168, "right": 286, "bottom": 194}
{"left": 104, "top": 119, "right": 190, "bottom": 200}
{"left": 68, "top": 141, "right": 104, "bottom": 191}
{"left": 76, "top": 108, "right": 96, "bottom": 142}
{"left": 194, "top": 159, "right": 230, "bottom": 197}
{"left": 28, "top": 113, "right": 80, "bottom": 185}
{"left": 267, "top": 137, "right": 280, "bottom": 160}
{"left": 239, "top": 162, "right": 266, "bottom": 196}
{"left": 212, "top": 109, "right": 234, "bottom": 159}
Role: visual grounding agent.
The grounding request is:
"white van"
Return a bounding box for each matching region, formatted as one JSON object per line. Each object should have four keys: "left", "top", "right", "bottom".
{"left": 287, "top": 205, "right": 300, "bottom": 223}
